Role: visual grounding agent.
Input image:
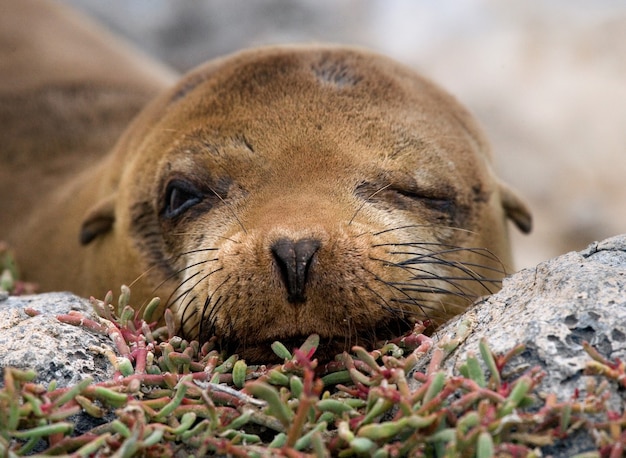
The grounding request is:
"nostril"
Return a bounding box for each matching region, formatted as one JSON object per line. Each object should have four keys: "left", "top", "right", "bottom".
{"left": 271, "top": 237, "right": 321, "bottom": 304}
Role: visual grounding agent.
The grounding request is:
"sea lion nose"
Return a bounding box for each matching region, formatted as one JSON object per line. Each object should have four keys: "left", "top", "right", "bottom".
{"left": 271, "top": 238, "right": 321, "bottom": 304}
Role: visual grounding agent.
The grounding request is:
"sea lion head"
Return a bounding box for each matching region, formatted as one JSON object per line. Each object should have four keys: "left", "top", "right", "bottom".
{"left": 81, "top": 45, "right": 531, "bottom": 361}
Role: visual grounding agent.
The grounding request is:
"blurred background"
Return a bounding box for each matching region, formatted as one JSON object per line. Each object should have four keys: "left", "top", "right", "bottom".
{"left": 63, "top": 0, "right": 626, "bottom": 269}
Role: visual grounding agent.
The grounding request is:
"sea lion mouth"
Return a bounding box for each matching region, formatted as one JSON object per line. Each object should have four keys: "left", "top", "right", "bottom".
{"left": 227, "top": 337, "right": 351, "bottom": 364}
{"left": 222, "top": 317, "right": 416, "bottom": 363}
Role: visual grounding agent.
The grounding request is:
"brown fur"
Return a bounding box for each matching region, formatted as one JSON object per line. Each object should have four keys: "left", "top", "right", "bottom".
{"left": 0, "top": 0, "right": 176, "bottom": 296}
{"left": 1, "top": 2, "right": 531, "bottom": 361}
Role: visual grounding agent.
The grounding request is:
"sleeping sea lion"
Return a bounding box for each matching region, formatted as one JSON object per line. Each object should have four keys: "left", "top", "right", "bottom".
{"left": 0, "top": 1, "right": 531, "bottom": 361}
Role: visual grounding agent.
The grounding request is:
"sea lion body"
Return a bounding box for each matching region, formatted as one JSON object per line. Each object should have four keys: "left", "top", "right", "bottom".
{"left": 0, "top": 0, "right": 176, "bottom": 296}
{"left": 1, "top": 2, "right": 531, "bottom": 361}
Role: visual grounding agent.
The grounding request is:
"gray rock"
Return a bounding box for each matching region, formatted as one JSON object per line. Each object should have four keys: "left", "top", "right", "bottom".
{"left": 427, "top": 234, "right": 626, "bottom": 397}
{"left": 0, "top": 292, "right": 115, "bottom": 387}
{"left": 413, "top": 234, "right": 626, "bottom": 455}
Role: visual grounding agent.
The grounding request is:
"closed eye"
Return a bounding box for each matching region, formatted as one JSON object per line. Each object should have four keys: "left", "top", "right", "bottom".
{"left": 163, "top": 180, "right": 203, "bottom": 219}
{"left": 356, "top": 181, "right": 455, "bottom": 213}
{"left": 392, "top": 187, "right": 455, "bottom": 213}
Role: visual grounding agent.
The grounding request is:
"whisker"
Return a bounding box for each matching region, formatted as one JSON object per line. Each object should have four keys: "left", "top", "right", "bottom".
{"left": 177, "top": 272, "right": 215, "bottom": 331}
{"left": 370, "top": 253, "right": 491, "bottom": 299}
{"left": 365, "top": 229, "right": 509, "bottom": 327}
{"left": 398, "top": 265, "right": 503, "bottom": 288}
{"left": 207, "top": 184, "right": 247, "bottom": 235}
{"left": 390, "top": 296, "right": 467, "bottom": 306}
{"left": 372, "top": 243, "right": 505, "bottom": 276}
{"left": 196, "top": 296, "right": 213, "bottom": 340}
{"left": 373, "top": 224, "right": 478, "bottom": 237}
{"left": 170, "top": 233, "right": 241, "bottom": 244}
{"left": 381, "top": 245, "right": 505, "bottom": 284}
{"left": 179, "top": 294, "right": 198, "bottom": 331}
{"left": 420, "top": 256, "right": 498, "bottom": 289}
{"left": 363, "top": 266, "right": 430, "bottom": 320}
{"left": 348, "top": 184, "right": 391, "bottom": 226}
{"left": 362, "top": 277, "right": 434, "bottom": 335}
{"left": 168, "top": 270, "right": 206, "bottom": 309}
{"left": 401, "top": 259, "right": 505, "bottom": 277}
{"left": 199, "top": 296, "right": 223, "bottom": 342}
{"left": 159, "top": 259, "right": 215, "bottom": 298}
{"left": 407, "top": 260, "right": 496, "bottom": 295}
{"left": 375, "top": 242, "right": 503, "bottom": 267}
{"left": 128, "top": 265, "right": 158, "bottom": 290}
{"left": 155, "top": 247, "right": 220, "bottom": 268}
{"left": 177, "top": 247, "right": 220, "bottom": 256}
{"left": 389, "top": 282, "right": 478, "bottom": 298}
{"left": 400, "top": 271, "right": 502, "bottom": 284}
{"left": 199, "top": 274, "right": 233, "bottom": 340}
{"left": 401, "top": 246, "right": 502, "bottom": 264}
{"left": 172, "top": 265, "right": 224, "bottom": 336}
{"left": 362, "top": 280, "right": 401, "bottom": 317}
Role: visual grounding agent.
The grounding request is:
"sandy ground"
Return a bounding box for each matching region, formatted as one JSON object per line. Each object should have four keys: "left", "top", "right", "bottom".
{"left": 62, "top": 0, "right": 626, "bottom": 269}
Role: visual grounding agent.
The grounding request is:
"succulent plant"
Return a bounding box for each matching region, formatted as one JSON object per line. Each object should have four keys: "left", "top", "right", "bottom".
{"left": 1, "top": 285, "right": 625, "bottom": 457}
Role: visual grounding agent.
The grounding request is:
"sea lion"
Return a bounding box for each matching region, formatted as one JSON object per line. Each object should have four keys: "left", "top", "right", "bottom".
{"left": 0, "top": 0, "right": 175, "bottom": 298}
{"left": 1, "top": 3, "right": 531, "bottom": 361}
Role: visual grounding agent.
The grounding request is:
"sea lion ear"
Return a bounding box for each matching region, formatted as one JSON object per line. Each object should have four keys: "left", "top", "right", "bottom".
{"left": 80, "top": 195, "right": 116, "bottom": 245}
{"left": 498, "top": 181, "right": 532, "bottom": 234}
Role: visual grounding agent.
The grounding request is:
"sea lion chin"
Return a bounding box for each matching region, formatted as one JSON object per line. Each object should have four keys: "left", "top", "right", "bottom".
{"left": 4, "top": 39, "right": 531, "bottom": 361}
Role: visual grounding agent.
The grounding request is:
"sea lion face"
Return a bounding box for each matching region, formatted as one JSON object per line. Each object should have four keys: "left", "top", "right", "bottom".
{"left": 90, "top": 46, "right": 531, "bottom": 361}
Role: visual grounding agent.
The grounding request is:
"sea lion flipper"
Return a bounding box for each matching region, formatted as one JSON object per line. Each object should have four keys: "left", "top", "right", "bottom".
{"left": 499, "top": 181, "right": 532, "bottom": 234}
{"left": 80, "top": 195, "right": 116, "bottom": 245}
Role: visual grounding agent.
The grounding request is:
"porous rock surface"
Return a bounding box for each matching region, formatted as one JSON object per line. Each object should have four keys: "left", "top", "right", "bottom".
{"left": 0, "top": 292, "right": 114, "bottom": 387}
{"left": 415, "top": 234, "right": 626, "bottom": 455}
{"left": 426, "top": 234, "right": 626, "bottom": 397}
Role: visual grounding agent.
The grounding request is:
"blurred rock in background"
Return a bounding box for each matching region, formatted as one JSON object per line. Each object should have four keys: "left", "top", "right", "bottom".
{"left": 62, "top": 0, "right": 626, "bottom": 269}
